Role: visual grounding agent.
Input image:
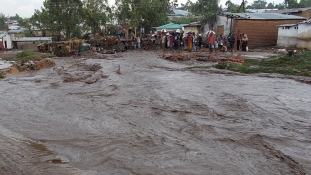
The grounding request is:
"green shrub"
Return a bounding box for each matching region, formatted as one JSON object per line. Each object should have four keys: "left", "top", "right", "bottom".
{"left": 0, "top": 72, "right": 4, "bottom": 79}
{"left": 16, "top": 51, "right": 35, "bottom": 58}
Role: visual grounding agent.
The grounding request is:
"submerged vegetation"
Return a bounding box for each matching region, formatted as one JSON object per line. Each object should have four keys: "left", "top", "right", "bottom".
{"left": 214, "top": 51, "right": 311, "bottom": 77}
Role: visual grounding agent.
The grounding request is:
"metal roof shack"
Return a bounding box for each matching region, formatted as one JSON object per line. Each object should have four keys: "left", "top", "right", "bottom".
{"left": 13, "top": 37, "right": 52, "bottom": 42}
{"left": 225, "top": 12, "right": 306, "bottom": 20}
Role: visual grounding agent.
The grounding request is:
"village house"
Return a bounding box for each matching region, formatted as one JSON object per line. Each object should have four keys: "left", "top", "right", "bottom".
{"left": 183, "top": 22, "right": 201, "bottom": 36}
{"left": 202, "top": 13, "right": 305, "bottom": 48}
{"left": 0, "top": 33, "right": 13, "bottom": 50}
{"left": 26, "top": 27, "right": 54, "bottom": 37}
{"left": 12, "top": 37, "right": 52, "bottom": 50}
{"left": 8, "top": 28, "right": 24, "bottom": 41}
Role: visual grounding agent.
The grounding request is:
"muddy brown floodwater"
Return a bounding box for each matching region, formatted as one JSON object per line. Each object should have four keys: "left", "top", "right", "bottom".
{"left": 0, "top": 51, "right": 310, "bottom": 175}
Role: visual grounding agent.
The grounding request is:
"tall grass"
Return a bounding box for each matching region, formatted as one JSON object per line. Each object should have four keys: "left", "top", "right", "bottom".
{"left": 214, "top": 51, "right": 311, "bottom": 77}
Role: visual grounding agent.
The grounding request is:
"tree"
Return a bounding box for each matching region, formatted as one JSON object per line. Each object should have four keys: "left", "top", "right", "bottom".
{"left": 114, "top": 0, "right": 170, "bottom": 34}
{"left": 82, "top": 0, "right": 109, "bottom": 38}
{"left": 9, "top": 14, "right": 20, "bottom": 21}
{"left": 266, "top": 2, "right": 274, "bottom": 9}
{"left": 190, "top": 0, "right": 221, "bottom": 30}
{"left": 274, "top": 3, "right": 285, "bottom": 9}
{"left": 180, "top": 0, "right": 194, "bottom": 11}
{"left": 0, "top": 13, "right": 6, "bottom": 30}
{"left": 225, "top": 0, "right": 240, "bottom": 12}
{"left": 285, "top": 0, "right": 299, "bottom": 8}
{"left": 249, "top": 0, "right": 267, "bottom": 9}
{"left": 191, "top": 0, "right": 220, "bottom": 19}
{"left": 17, "top": 18, "right": 35, "bottom": 36}
{"left": 31, "top": 0, "right": 84, "bottom": 39}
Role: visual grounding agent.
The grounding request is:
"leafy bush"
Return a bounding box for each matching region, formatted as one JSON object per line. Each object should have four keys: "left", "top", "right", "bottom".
{"left": 16, "top": 51, "right": 35, "bottom": 58}
{"left": 0, "top": 72, "right": 4, "bottom": 79}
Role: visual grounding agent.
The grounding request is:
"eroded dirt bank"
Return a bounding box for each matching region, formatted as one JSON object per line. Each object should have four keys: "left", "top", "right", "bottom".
{"left": 0, "top": 51, "right": 310, "bottom": 175}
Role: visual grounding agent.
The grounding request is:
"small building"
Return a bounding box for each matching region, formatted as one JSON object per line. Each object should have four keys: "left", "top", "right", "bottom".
{"left": 230, "top": 13, "right": 305, "bottom": 48}
{"left": 8, "top": 28, "right": 24, "bottom": 40}
{"left": 183, "top": 22, "right": 201, "bottom": 36}
{"left": 297, "top": 20, "right": 311, "bottom": 49}
{"left": 0, "top": 34, "right": 13, "bottom": 50}
{"left": 277, "top": 24, "right": 299, "bottom": 48}
{"left": 13, "top": 37, "right": 52, "bottom": 50}
{"left": 203, "top": 15, "right": 233, "bottom": 39}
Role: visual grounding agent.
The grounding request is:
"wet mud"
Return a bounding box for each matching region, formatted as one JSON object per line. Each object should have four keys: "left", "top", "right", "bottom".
{"left": 0, "top": 51, "right": 310, "bottom": 175}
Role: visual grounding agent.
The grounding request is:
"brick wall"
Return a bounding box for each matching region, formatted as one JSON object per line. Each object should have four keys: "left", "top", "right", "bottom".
{"left": 234, "top": 19, "right": 304, "bottom": 48}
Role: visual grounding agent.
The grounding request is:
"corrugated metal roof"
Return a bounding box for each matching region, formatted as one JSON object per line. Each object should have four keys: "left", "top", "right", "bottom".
{"left": 13, "top": 37, "right": 52, "bottom": 42}
{"left": 156, "top": 23, "right": 188, "bottom": 30}
{"left": 263, "top": 7, "right": 311, "bottom": 14}
{"left": 278, "top": 24, "right": 298, "bottom": 27}
{"left": 248, "top": 9, "right": 278, "bottom": 13}
{"left": 225, "top": 12, "right": 306, "bottom": 20}
{"left": 0, "top": 34, "right": 7, "bottom": 38}
{"left": 172, "top": 9, "right": 189, "bottom": 16}
{"left": 8, "top": 29, "right": 23, "bottom": 34}
{"left": 184, "top": 21, "right": 201, "bottom": 27}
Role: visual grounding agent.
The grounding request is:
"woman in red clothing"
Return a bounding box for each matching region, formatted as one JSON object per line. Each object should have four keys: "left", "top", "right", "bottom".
{"left": 187, "top": 33, "right": 193, "bottom": 52}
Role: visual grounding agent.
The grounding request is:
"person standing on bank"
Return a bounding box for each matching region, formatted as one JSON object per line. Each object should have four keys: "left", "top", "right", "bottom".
{"left": 137, "top": 34, "right": 141, "bottom": 49}
{"left": 228, "top": 33, "right": 235, "bottom": 52}
{"left": 187, "top": 32, "right": 193, "bottom": 52}
{"left": 236, "top": 30, "right": 242, "bottom": 51}
{"left": 197, "top": 34, "right": 202, "bottom": 51}
{"left": 161, "top": 32, "right": 165, "bottom": 50}
{"left": 208, "top": 33, "right": 215, "bottom": 53}
{"left": 192, "top": 32, "right": 197, "bottom": 52}
{"left": 242, "top": 33, "right": 248, "bottom": 51}
{"left": 217, "top": 35, "right": 224, "bottom": 52}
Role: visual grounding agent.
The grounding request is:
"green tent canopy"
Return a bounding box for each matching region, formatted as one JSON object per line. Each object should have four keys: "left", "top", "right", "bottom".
{"left": 156, "top": 23, "right": 188, "bottom": 31}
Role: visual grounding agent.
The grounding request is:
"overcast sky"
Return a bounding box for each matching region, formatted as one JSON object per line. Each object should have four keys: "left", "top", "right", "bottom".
{"left": 0, "top": 0, "right": 284, "bottom": 18}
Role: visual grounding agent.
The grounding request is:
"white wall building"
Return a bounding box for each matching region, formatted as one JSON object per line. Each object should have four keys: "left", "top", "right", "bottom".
{"left": 0, "top": 34, "right": 13, "bottom": 49}
{"left": 297, "top": 21, "right": 311, "bottom": 49}
{"left": 203, "top": 15, "right": 233, "bottom": 39}
{"left": 277, "top": 24, "right": 298, "bottom": 48}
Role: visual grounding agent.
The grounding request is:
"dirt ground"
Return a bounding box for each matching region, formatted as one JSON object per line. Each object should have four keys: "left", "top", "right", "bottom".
{"left": 0, "top": 50, "right": 310, "bottom": 175}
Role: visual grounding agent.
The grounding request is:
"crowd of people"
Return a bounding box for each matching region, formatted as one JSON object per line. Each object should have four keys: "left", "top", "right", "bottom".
{"left": 126, "top": 29, "right": 249, "bottom": 53}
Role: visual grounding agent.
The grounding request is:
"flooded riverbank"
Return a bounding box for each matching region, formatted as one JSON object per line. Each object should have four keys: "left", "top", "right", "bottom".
{"left": 0, "top": 51, "right": 310, "bottom": 175}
